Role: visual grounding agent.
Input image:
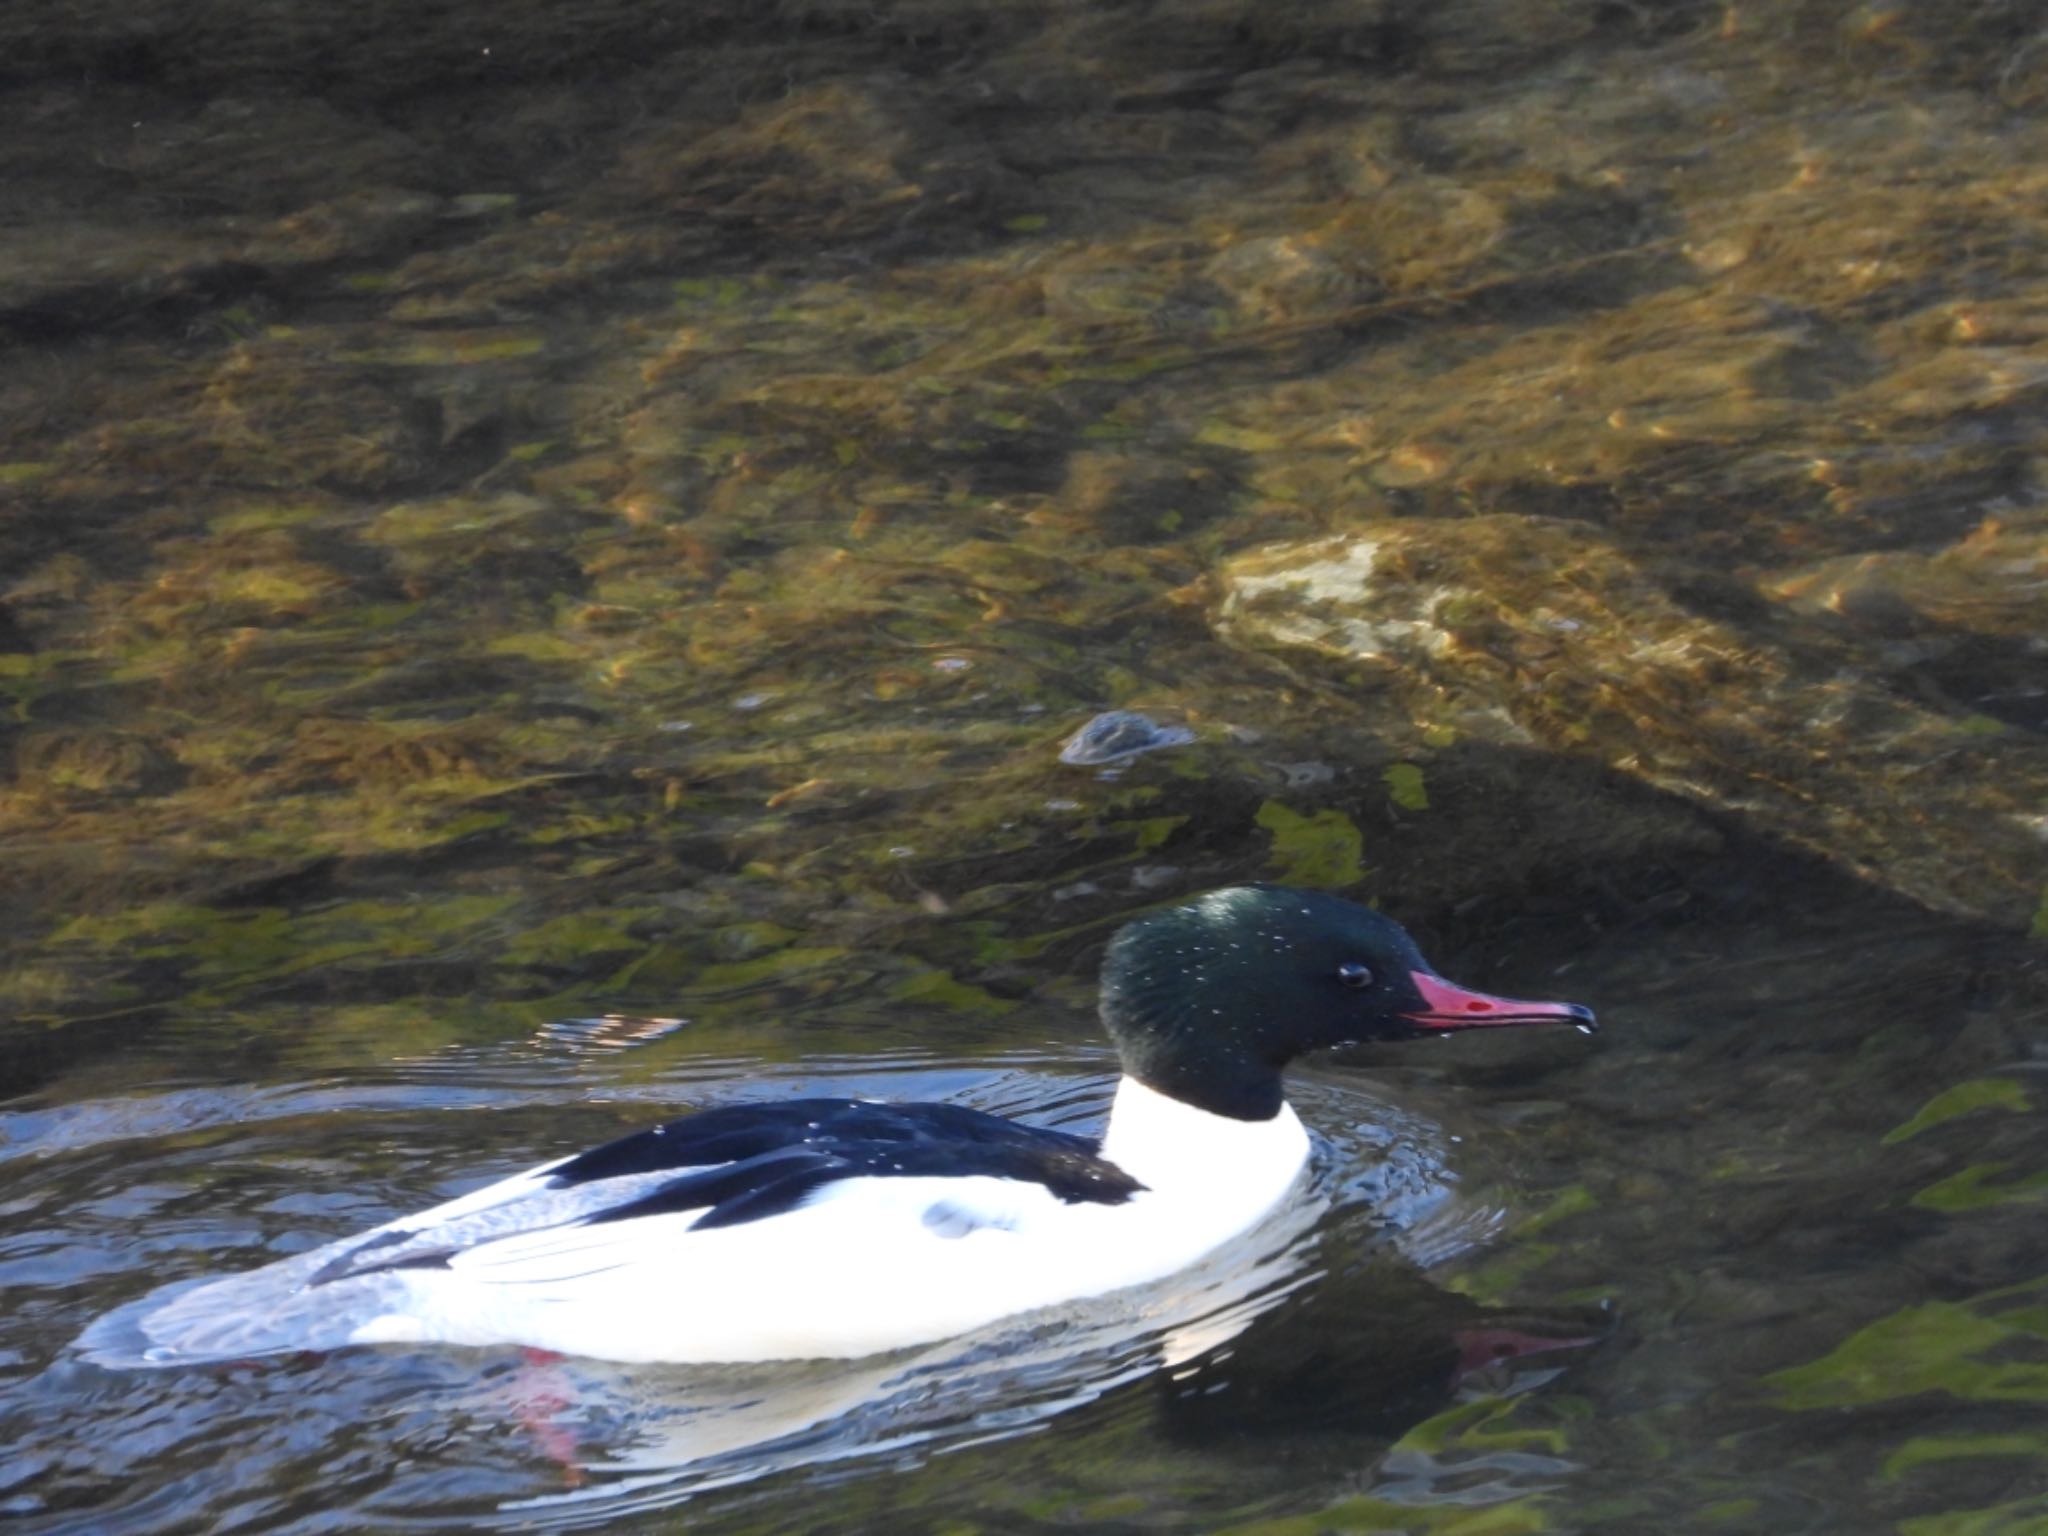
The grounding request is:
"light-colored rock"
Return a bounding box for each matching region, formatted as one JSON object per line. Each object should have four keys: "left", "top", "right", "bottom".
{"left": 1217, "top": 515, "right": 2048, "bottom": 927}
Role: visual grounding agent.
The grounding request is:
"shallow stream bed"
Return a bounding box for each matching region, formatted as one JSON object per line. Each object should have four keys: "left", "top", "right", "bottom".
{"left": 4, "top": 1, "right": 2048, "bottom": 1530}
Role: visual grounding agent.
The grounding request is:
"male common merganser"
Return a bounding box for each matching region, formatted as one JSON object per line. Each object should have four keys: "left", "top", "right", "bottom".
{"left": 83, "top": 885, "right": 1594, "bottom": 1367}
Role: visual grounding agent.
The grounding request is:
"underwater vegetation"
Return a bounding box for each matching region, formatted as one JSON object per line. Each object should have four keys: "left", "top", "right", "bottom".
{"left": 4, "top": 0, "right": 2048, "bottom": 1529}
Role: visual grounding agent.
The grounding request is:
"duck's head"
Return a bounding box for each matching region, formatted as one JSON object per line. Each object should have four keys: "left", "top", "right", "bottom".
{"left": 1100, "top": 885, "right": 1595, "bottom": 1121}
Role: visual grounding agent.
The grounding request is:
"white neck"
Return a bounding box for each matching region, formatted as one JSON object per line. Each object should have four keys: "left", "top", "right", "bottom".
{"left": 1098, "top": 1075, "right": 1311, "bottom": 1198}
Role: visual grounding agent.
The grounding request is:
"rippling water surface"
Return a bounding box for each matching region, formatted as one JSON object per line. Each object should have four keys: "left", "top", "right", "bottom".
{"left": 5, "top": 1047, "right": 1571, "bottom": 1531}
{"left": 5, "top": 0, "right": 2048, "bottom": 1530}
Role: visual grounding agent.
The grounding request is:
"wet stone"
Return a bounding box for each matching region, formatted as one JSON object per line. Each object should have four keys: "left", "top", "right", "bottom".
{"left": 1205, "top": 234, "right": 1373, "bottom": 322}
{"left": 1215, "top": 515, "right": 2048, "bottom": 929}
{"left": 1058, "top": 711, "right": 1197, "bottom": 767}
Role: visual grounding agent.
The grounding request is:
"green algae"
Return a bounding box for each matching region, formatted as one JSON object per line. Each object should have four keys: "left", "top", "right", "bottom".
{"left": 1120, "top": 814, "right": 1190, "bottom": 852}
{"left": 1255, "top": 800, "right": 1365, "bottom": 889}
{"left": 500, "top": 910, "right": 659, "bottom": 968}
{"left": 1383, "top": 763, "right": 1430, "bottom": 812}
{"left": 1884, "top": 1433, "right": 2048, "bottom": 1481}
{"left": 1886, "top": 1079, "right": 2033, "bottom": 1144}
{"left": 1516, "top": 1183, "right": 1598, "bottom": 1238}
{"left": 205, "top": 502, "right": 327, "bottom": 536}
{"left": 684, "top": 947, "right": 852, "bottom": 993}
{"left": 1447, "top": 1186, "right": 1597, "bottom": 1304}
{"left": 672, "top": 276, "right": 762, "bottom": 307}
{"left": 1194, "top": 420, "right": 1291, "bottom": 454}
{"left": 336, "top": 331, "right": 546, "bottom": 366}
{"left": 1395, "top": 1396, "right": 1570, "bottom": 1458}
{"left": 888, "top": 967, "right": 1019, "bottom": 1014}
{"left": 46, "top": 895, "right": 524, "bottom": 1006}
{"left": 1209, "top": 1494, "right": 1551, "bottom": 1536}
{"left": 1768, "top": 1302, "right": 2048, "bottom": 1410}
{"left": 1912, "top": 1164, "right": 2048, "bottom": 1214}
{"left": 1898, "top": 1497, "right": 2048, "bottom": 1536}
{"left": 708, "top": 921, "right": 803, "bottom": 958}
{"left": 1450, "top": 1243, "right": 1560, "bottom": 1306}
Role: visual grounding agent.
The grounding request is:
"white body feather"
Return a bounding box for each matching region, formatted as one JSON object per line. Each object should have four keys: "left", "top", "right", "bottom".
{"left": 95, "top": 1077, "right": 1311, "bottom": 1366}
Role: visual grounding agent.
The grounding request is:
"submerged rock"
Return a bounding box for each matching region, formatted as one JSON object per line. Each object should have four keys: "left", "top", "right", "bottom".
{"left": 1059, "top": 710, "right": 1196, "bottom": 766}
{"left": 1205, "top": 234, "right": 1371, "bottom": 322}
{"left": 1761, "top": 515, "right": 2048, "bottom": 734}
{"left": 1763, "top": 517, "right": 2048, "bottom": 644}
{"left": 1215, "top": 515, "right": 2048, "bottom": 928}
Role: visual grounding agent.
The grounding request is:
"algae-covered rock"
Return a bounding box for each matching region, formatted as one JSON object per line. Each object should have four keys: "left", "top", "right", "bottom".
{"left": 1216, "top": 515, "right": 2048, "bottom": 928}
{"left": 13, "top": 731, "right": 186, "bottom": 801}
{"left": 50, "top": 333, "right": 436, "bottom": 495}
{"left": 1206, "top": 234, "right": 1373, "bottom": 322}
{"left": 1051, "top": 450, "right": 1234, "bottom": 546}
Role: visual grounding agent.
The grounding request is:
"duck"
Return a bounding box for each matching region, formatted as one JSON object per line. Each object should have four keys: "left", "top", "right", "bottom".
{"left": 81, "top": 885, "right": 1594, "bottom": 1367}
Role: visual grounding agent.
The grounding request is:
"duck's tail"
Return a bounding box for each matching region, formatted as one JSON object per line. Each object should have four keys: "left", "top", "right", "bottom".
{"left": 75, "top": 1247, "right": 412, "bottom": 1368}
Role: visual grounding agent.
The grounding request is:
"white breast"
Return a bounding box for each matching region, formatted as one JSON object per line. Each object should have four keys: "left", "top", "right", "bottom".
{"left": 1098, "top": 1075, "right": 1311, "bottom": 1204}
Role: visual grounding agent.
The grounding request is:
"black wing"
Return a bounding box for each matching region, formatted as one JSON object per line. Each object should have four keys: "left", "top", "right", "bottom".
{"left": 316, "top": 1097, "right": 1142, "bottom": 1283}
{"left": 556, "top": 1097, "right": 1144, "bottom": 1228}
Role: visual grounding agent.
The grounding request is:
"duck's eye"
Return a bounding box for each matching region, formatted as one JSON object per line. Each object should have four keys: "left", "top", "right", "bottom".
{"left": 1337, "top": 962, "right": 1374, "bottom": 989}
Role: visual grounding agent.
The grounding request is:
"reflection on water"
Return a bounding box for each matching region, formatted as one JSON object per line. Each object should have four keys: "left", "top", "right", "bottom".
{"left": 488, "top": 1207, "right": 1327, "bottom": 1526}
{"left": 4, "top": 0, "right": 2048, "bottom": 1528}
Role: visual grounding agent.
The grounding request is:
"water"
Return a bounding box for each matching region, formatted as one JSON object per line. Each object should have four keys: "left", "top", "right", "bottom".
{"left": 5, "top": 0, "right": 2048, "bottom": 1529}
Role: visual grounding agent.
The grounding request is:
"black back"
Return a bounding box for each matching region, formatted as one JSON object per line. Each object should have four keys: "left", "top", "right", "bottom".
{"left": 555, "top": 1098, "right": 1144, "bottom": 1229}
